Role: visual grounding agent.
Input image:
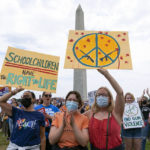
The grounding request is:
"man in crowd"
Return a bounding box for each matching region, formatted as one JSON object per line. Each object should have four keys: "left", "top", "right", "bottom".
{"left": 35, "top": 92, "right": 60, "bottom": 150}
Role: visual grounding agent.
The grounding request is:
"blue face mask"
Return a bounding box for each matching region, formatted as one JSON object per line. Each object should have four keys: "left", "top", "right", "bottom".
{"left": 66, "top": 101, "right": 78, "bottom": 111}
{"left": 96, "top": 96, "right": 109, "bottom": 107}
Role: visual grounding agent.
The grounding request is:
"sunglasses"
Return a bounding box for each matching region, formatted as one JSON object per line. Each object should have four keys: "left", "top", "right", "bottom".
{"left": 44, "top": 94, "right": 52, "bottom": 98}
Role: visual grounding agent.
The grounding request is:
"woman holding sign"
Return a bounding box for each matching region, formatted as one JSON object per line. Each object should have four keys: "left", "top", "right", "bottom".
{"left": 0, "top": 87, "right": 46, "bottom": 150}
{"left": 84, "top": 68, "right": 124, "bottom": 150}
{"left": 122, "top": 93, "right": 143, "bottom": 150}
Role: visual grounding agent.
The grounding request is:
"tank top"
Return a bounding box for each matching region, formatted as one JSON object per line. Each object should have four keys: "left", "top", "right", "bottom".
{"left": 89, "top": 113, "right": 122, "bottom": 149}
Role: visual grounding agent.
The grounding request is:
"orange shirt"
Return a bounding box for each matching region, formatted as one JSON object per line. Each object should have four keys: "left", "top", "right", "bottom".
{"left": 52, "top": 111, "right": 89, "bottom": 148}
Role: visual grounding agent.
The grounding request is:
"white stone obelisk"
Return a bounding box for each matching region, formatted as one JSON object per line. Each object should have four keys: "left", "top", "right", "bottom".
{"left": 73, "top": 5, "right": 87, "bottom": 101}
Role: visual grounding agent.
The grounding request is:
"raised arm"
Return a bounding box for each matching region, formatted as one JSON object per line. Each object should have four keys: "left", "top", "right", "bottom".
{"left": 0, "top": 87, "right": 24, "bottom": 116}
{"left": 97, "top": 68, "right": 124, "bottom": 123}
{"left": 139, "top": 89, "right": 145, "bottom": 101}
{"left": 138, "top": 89, "right": 145, "bottom": 106}
{"left": 146, "top": 88, "right": 150, "bottom": 98}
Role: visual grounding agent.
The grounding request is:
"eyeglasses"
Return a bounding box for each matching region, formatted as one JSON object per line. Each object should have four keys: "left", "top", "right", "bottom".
{"left": 44, "top": 94, "right": 52, "bottom": 98}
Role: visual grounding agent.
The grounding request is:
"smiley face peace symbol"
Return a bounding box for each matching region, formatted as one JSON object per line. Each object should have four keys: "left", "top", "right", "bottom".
{"left": 73, "top": 33, "right": 120, "bottom": 67}
{"left": 124, "top": 104, "right": 138, "bottom": 117}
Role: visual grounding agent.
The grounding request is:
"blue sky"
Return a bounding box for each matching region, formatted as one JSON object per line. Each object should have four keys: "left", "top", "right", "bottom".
{"left": 0, "top": 0, "right": 150, "bottom": 99}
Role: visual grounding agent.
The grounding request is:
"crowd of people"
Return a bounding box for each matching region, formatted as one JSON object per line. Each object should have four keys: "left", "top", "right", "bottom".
{"left": 0, "top": 68, "right": 150, "bottom": 150}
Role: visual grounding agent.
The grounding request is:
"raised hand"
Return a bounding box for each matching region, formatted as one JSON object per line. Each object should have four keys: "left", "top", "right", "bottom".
{"left": 97, "top": 68, "right": 108, "bottom": 75}
{"left": 143, "top": 89, "right": 145, "bottom": 96}
{"left": 146, "top": 88, "right": 150, "bottom": 97}
{"left": 11, "top": 86, "right": 24, "bottom": 95}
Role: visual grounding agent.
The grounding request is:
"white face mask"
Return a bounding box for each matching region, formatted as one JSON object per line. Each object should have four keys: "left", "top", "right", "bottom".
{"left": 66, "top": 101, "right": 78, "bottom": 111}
{"left": 96, "top": 96, "right": 109, "bottom": 107}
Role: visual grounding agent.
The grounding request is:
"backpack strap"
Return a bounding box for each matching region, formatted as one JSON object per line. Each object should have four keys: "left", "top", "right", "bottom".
{"left": 106, "top": 113, "right": 111, "bottom": 150}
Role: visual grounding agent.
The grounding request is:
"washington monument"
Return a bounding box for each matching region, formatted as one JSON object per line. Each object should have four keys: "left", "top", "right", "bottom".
{"left": 73, "top": 5, "right": 87, "bottom": 101}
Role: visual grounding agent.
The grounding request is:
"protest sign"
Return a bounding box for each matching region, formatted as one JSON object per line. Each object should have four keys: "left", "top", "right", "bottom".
{"left": 64, "top": 30, "right": 132, "bottom": 69}
{"left": 0, "top": 47, "right": 60, "bottom": 93}
{"left": 88, "top": 90, "right": 97, "bottom": 106}
{"left": 0, "top": 86, "right": 11, "bottom": 96}
{"left": 123, "top": 102, "right": 144, "bottom": 129}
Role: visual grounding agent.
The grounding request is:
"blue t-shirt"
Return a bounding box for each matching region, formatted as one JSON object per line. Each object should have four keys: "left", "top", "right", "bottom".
{"left": 10, "top": 107, "right": 45, "bottom": 146}
{"left": 35, "top": 104, "right": 60, "bottom": 138}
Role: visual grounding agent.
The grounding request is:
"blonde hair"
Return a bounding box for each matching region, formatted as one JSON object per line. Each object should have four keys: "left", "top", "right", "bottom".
{"left": 92, "top": 87, "right": 114, "bottom": 113}
{"left": 125, "top": 92, "right": 135, "bottom": 103}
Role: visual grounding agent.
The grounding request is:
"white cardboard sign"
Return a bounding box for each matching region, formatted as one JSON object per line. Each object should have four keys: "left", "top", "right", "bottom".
{"left": 123, "top": 102, "right": 144, "bottom": 129}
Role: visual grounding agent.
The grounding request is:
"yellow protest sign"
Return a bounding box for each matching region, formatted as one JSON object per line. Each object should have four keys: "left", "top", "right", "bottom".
{"left": 0, "top": 47, "right": 60, "bottom": 93}
{"left": 64, "top": 30, "right": 132, "bottom": 69}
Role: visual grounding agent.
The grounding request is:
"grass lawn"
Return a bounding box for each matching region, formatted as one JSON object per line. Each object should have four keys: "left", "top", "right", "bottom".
{"left": 0, "top": 130, "right": 150, "bottom": 150}
{"left": 0, "top": 131, "right": 9, "bottom": 150}
{"left": 146, "top": 140, "right": 150, "bottom": 150}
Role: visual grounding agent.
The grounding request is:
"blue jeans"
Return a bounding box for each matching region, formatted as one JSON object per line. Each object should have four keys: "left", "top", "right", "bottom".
{"left": 8, "top": 118, "right": 13, "bottom": 135}
{"left": 141, "top": 120, "right": 150, "bottom": 150}
{"left": 121, "top": 128, "right": 142, "bottom": 138}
